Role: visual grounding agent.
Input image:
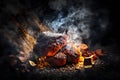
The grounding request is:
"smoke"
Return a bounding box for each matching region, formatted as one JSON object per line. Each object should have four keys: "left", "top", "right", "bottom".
{"left": 0, "top": 0, "right": 109, "bottom": 47}
{"left": 44, "top": 0, "right": 109, "bottom": 47}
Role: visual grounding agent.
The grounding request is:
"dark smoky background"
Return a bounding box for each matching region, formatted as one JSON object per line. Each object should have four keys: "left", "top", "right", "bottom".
{"left": 0, "top": 0, "right": 120, "bottom": 80}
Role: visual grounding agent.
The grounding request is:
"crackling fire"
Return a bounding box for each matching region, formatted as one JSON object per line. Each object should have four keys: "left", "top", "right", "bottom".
{"left": 29, "top": 32, "right": 103, "bottom": 69}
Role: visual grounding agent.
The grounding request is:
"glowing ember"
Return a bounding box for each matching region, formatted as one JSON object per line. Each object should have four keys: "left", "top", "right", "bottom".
{"left": 29, "top": 32, "right": 103, "bottom": 69}
{"left": 76, "top": 43, "right": 98, "bottom": 68}
{"left": 37, "top": 57, "right": 50, "bottom": 69}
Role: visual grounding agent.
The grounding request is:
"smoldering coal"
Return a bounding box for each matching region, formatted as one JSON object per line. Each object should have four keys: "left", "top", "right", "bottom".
{"left": 0, "top": 0, "right": 110, "bottom": 71}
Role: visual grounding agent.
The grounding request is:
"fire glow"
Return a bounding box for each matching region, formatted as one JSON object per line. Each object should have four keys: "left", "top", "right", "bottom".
{"left": 29, "top": 32, "right": 103, "bottom": 69}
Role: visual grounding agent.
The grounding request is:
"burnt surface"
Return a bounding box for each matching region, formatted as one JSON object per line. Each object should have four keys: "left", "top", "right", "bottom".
{"left": 0, "top": 0, "right": 120, "bottom": 80}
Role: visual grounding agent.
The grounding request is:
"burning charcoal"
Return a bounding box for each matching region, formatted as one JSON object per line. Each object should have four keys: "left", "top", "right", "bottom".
{"left": 62, "top": 44, "right": 80, "bottom": 63}
{"left": 34, "top": 31, "right": 67, "bottom": 57}
{"left": 45, "top": 52, "right": 66, "bottom": 66}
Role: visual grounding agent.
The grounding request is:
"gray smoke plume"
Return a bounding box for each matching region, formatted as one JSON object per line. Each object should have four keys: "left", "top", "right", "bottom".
{"left": 44, "top": 0, "right": 109, "bottom": 47}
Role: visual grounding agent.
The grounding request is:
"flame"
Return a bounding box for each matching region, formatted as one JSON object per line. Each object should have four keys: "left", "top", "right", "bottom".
{"left": 36, "top": 57, "right": 50, "bottom": 69}
{"left": 29, "top": 57, "right": 50, "bottom": 69}
{"left": 31, "top": 40, "right": 101, "bottom": 69}
{"left": 75, "top": 43, "right": 98, "bottom": 69}
{"left": 73, "top": 43, "right": 86, "bottom": 68}
{"left": 35, "top": 43, "right": 100, "bottom": 69}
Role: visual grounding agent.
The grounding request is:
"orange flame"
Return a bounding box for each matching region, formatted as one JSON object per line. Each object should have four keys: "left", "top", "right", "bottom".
{"left": 74, "top": 43, "right": 98, "bottom": 69}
